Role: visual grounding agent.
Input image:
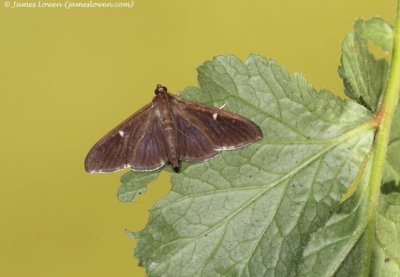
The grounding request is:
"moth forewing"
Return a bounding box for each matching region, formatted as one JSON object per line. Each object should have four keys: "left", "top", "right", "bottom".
{"left": 84, "top": 103, "right": 153, "bottom": 173}
{"left": 171, "top": 94, "right": 262, "bottom": 150}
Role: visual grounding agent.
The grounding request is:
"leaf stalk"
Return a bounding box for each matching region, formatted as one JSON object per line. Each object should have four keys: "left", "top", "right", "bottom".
{"left": 369, "top": 1, "right": 400, "bottom": 213}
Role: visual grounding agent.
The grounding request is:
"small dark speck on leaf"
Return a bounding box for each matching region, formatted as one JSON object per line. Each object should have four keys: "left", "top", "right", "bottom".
{"left": 291, "top": 183, "right": 296, "bottom": 187}
{"left": 385, "top": 257, "right": 391, "bottom": 263}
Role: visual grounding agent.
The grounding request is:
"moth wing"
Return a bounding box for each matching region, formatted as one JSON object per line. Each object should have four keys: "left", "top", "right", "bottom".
{"left": 85, "top": 104, "right": 168, "bottom": 173}
{"left": 128, "top": 112, "right": 169, "bottom": 171}
{"left": 172, "top": 95, "right": 262, "bottom": 161}
{"left": 174, "top": 111, "right": 219, "bottom": 162}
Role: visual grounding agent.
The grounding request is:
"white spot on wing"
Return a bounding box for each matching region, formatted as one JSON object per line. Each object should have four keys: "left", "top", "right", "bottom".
{"left": 213, "top": 113, "right": 218, "bottom": 120}
{"left": 119, "top": 130, "right": 124, "bottom": 137}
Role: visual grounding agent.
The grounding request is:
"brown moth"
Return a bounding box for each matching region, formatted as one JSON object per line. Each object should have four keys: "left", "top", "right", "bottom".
{"left": 85, "top": 85, "right": 262, "bottom": 173}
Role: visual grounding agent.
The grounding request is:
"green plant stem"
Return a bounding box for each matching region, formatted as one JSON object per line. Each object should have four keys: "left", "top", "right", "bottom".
{"left": 369, "top": 1, "right": 400, "bottom": 211}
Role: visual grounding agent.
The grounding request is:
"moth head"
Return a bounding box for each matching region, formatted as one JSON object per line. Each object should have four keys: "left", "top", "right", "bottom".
{"left": 155, "top": 84, "right": 168, "bottom": 95}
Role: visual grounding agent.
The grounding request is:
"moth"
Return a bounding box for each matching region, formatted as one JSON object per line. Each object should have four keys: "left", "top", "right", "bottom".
{"left": 85, "top": 85, "right": 262, "bottom": 173}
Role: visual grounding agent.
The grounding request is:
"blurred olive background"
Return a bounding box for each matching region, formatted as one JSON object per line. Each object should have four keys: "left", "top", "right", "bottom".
{"left": 0, "top": 0, "right": 395, "bottom": 276}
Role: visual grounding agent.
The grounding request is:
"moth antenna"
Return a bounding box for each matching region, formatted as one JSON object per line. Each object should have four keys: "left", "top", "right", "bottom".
{"left": 219, "top": 103, "right": 227, "bottom": 109}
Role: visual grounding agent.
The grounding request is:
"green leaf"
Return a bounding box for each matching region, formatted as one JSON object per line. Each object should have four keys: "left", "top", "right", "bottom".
{"left": 383, "top": 105, "right": 400, "bottom": 187}
{"left": 334, "top": 223, "right": 374, "bottom": 277}
{"left": 132, "top": 55, "right": 375, "bottom": 276}
{"left": 361, "top": 17, "right": 394, "bottom": 51}
{"left": 370, "top": 193, "right": 400, "bottom": 276}
{"left": 339, "top": 19, "right": 389, "bottom": 112}
{"left": 299, "top": 155, "right": 373, "bottom": 276}
{"left": 117, "top": 171, "right": 159, "bottom": 202}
